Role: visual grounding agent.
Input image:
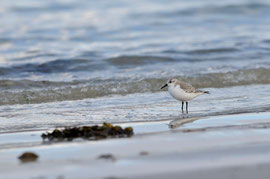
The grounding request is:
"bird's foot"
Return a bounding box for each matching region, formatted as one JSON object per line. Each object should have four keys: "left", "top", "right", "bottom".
{"left": 181, "top": 113, "right": 189, "bottom": 118}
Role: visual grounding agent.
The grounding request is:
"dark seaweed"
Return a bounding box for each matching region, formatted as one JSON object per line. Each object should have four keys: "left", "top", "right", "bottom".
{"left": 41, "top": 123, "right": 133, "bottom": 141}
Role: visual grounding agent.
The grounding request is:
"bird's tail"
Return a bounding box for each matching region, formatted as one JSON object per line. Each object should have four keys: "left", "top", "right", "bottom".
{"left": 196, "top": 90, "right": 210, "bottom": 94}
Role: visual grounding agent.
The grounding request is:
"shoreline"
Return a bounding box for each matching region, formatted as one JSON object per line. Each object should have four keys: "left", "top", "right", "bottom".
{"left": 1, "top": 112, "right": 270, "bottom": 178}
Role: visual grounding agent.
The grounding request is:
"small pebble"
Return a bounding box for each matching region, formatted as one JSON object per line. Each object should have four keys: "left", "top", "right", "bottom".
{"left": 97, "top": 154, "right": 116, "bottom": 161}
{"left": 139, "top": 151, "right": 149, "bottom": 156}
{"left": 18, "top": 152, "right": 39, "bottom": 163}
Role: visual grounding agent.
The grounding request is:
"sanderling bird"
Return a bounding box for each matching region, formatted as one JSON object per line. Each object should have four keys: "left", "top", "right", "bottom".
{"left": 161, "top": 78, "right": 209, "bottom": 113}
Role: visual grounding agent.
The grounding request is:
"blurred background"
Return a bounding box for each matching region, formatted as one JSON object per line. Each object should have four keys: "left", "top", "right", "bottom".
{"left": 1, "top": 0, "right": 270, "bottom": 131}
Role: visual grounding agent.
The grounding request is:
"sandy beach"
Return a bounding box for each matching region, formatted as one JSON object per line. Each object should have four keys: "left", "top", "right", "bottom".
{"left": 1, "top": 0, "right": 270, "bottom": 178}
{"left": 1, "top": 112, "right": 270, "bottom": 178}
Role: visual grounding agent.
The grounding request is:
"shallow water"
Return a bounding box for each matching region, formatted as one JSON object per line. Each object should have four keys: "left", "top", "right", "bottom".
{"left": 0, "top": 84, "right": 270, "bottom": 133}
{"left": 0, "top": 0, "right": 270, "bottom": 131}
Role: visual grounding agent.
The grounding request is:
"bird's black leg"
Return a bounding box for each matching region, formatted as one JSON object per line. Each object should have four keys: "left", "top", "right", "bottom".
{"left": 186, "top": 102, "right": 188, "bottom": 114}
{"left": 181, "top": 101, "right": 184, "bottom": 113}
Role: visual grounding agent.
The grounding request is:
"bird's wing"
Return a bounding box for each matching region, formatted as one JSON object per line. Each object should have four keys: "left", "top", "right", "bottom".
{"left": 178, "top": 81, "right": 197, "bottom": 93}
{"left": 178, "top": 81, "right": 208, "bottom": 94}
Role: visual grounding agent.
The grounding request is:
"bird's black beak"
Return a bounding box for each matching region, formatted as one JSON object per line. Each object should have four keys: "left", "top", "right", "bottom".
{"left": 160, "top": 83, "right": 168, "bottom": 89}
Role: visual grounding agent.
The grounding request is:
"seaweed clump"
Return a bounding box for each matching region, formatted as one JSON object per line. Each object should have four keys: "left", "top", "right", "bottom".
{"left": 41, "top": 123, "right": 134, "bottom": 142}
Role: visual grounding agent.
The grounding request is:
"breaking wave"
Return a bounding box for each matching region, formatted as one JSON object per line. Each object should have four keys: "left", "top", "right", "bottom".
{"left": 0, "top": 67, "right": 270, "bottom": 105}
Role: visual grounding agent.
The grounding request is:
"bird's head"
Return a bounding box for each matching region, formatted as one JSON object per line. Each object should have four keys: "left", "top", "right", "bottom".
{"left": 160, "top": 78, "right": 177, "bottom": 89}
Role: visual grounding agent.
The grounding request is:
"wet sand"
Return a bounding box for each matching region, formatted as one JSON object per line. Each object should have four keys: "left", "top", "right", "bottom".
{"left": 1, "top": 112, "right": 270, "bottom": 178}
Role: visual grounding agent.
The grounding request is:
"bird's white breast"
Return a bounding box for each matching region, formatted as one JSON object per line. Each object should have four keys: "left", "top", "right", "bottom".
{"left": 168, "top": 85, "right": 200, "bottom": 102}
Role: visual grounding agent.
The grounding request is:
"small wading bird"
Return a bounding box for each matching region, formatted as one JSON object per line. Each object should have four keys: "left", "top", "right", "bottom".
{"left": 161, "top": 78, "right": 209, "bottom": 114}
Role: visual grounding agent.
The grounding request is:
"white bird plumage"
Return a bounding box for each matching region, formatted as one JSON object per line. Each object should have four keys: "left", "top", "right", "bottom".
{"left": 161, "top": 78, "right": 209, "bottom": 113}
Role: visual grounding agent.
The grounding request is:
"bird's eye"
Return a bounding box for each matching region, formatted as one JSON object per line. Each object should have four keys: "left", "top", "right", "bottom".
{"left": 169, "top": 80, "right": 172, "bottom": 83}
